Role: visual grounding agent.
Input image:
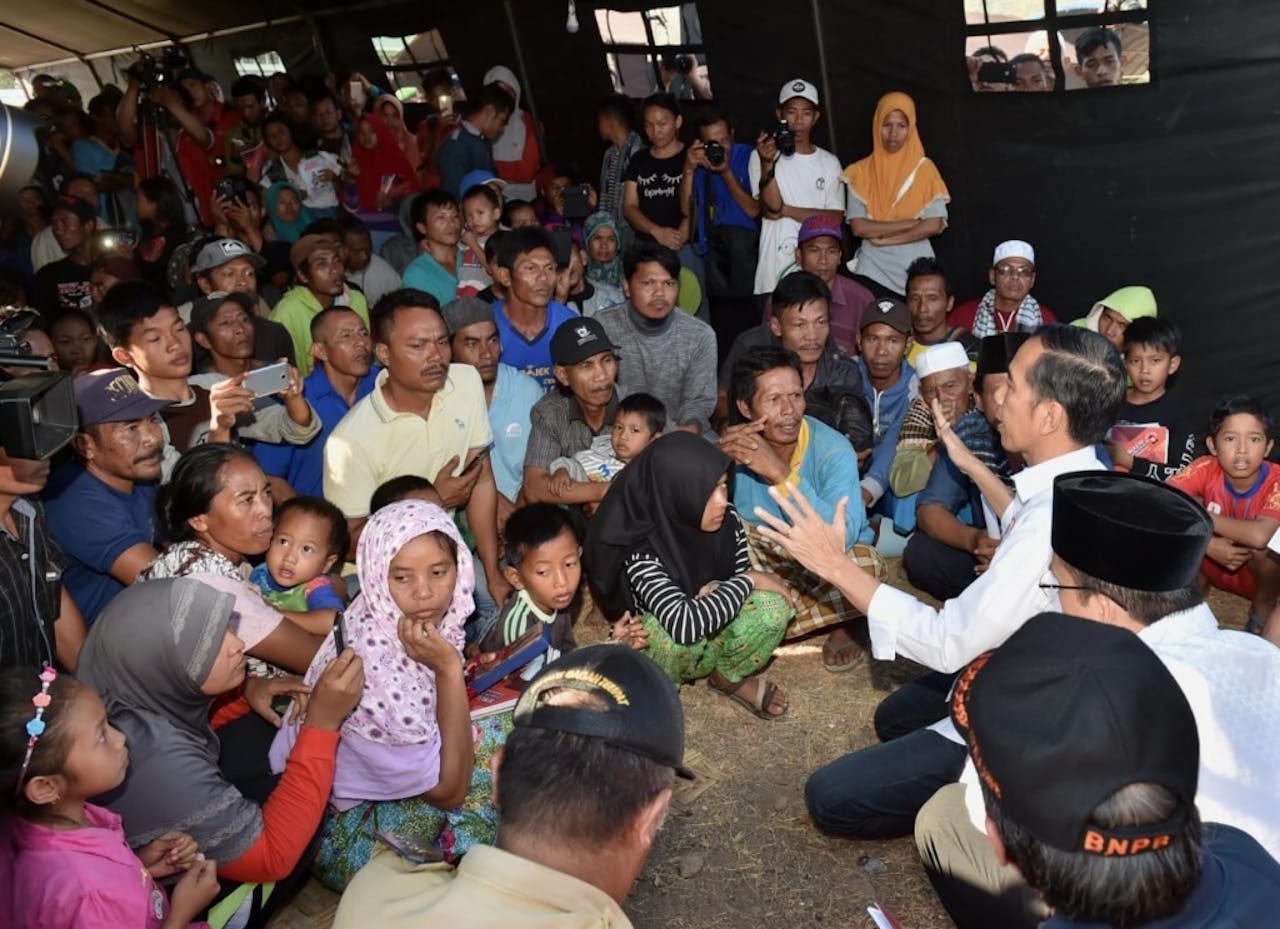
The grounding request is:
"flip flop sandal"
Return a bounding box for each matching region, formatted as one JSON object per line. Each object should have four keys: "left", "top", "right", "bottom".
{"left": 711, "top": 676, "right": 787, "bottom": 721}
{"left": 823, "top": 637, "right": 865, "bottom": 673}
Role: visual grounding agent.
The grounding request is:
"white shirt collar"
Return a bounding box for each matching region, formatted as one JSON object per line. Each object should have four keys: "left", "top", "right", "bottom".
{"left": 1137, "top": 602, "right": 1220, "bottom": 646}
{"left": 1011, "top": 445, "right": 1104, "bottom": 503}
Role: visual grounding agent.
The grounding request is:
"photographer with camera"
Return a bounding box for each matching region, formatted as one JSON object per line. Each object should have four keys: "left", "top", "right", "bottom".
{"left": 117, "top": 54, "right": 223, "bottom": 227}
{"left": 681, "top": 111, "right": 760, "bottom": 356}
{"left": 750, "top": 79, "right": 846, "bottom": 302}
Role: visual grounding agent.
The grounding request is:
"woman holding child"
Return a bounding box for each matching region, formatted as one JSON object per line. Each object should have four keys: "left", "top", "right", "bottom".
{"left": 586, "top": 432, "right": 797, "bottom": 719}
{"left": 269, "top": 499, "right": 507, "bottom": 890}
{"left": 142, "top": 444, "right": 321, "bottom": 675}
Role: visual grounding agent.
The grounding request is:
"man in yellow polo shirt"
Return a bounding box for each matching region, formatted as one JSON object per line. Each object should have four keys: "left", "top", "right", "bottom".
{"left": 323, "top": 287, "right": 508, "bottom": 604}
{"left": 333, "top": 645, "right": 692, "bottom": 929}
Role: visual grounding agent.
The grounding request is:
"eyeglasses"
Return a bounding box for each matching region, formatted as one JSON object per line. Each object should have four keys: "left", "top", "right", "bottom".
{"left": 995, "top": 264, "right": 1034, "bottom": 279}
{"left": 1038, "top": 570, "right": 1088, "bottom": 594}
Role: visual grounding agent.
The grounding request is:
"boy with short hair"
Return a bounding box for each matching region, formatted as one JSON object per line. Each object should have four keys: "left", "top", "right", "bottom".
{"left": 250, "top": 495, "right": 348, "bottom": 635}
{"left": 458, "top": 183, "right": 502, "bottom": 298}
{"left": 1106, "top": 316, "right": 1197, "bottom": 482}
{"left": 548, "top": 392, "right": 665, "bottom": 492}
{"left": 370, "top": 474, "right": 443, "bottom": 513}
{"left": 1170, "top": 396, "right": 1280, "bottom": 632}
{"left": 480, "top": 503, "right": 647, "bottom": 655}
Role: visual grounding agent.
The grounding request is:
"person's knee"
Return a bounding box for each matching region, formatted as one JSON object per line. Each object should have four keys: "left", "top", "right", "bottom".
{"left": 804, "top": 762, "right": 864, "bottom": 836}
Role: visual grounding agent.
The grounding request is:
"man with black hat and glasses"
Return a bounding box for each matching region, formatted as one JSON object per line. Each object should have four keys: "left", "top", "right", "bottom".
{"left": 334, "top": 645, "right": 689, "bottom": 927}
{"left": 942, "top": 610, "right": 1280, "bottom": 929}
{"left": 917, "top": 472, "right": 1280, "bottom": 929}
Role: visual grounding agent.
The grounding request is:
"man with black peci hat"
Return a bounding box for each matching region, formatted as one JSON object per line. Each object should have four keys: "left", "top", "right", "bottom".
{"left": 334, "top": 645, "right": 689, "bottom": 928}
{"left": 944, "top": 611, "right": 1280, "bottom": 928}
{"left": 917, "top": 471, "right": 1280, "bottom": 929}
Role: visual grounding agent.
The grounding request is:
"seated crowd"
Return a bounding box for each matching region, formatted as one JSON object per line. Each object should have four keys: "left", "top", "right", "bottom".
{"left": 1, "top": 63, "right": 1278, "bottom": 929}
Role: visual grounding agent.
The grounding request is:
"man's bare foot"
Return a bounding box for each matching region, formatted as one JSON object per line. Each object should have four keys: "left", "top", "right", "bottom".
{"left": 822, "top": 625, "right": 864, "bottom": 673}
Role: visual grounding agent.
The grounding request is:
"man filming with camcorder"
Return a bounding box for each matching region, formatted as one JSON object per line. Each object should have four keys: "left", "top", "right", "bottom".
{"left": 749, "top": 78, "right": 847, "bottom": 304}
{"left": 0, "top": 309, "right": 87, "bottom": 671}
{"left": 116, "top": 45, "right": 229, "bottom": 227}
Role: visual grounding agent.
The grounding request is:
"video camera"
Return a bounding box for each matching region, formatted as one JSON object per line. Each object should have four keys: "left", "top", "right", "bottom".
{"left": 0, "top": 311, "right": 78, "bottom": 461}
{"left": 126, "top": 45, "right": 192, "bottom": 92}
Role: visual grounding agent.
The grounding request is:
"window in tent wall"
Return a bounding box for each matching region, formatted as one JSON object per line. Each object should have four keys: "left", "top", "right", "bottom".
{"left": 596, "top": 4, "right": 712, "bottom": 100}
{"left": 233, "top": 51, "right": 287, "bottom": 79}
{"left": 965, "top": 0, "right": 1151, "bottom": 93}
{"left": 371, "top": 31, "right": 466, "bottom": 106}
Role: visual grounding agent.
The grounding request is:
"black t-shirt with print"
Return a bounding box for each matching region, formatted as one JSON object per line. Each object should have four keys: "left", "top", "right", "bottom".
{"left": 624, "top": 147, "right": 687, "bottom": 238}
{"left": 32, "top": 257, "right": 94, "bottom": 317}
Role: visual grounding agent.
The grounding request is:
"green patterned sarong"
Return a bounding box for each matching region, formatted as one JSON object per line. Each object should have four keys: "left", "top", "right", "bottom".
{"left": 641, "top": 590, "right": 793, "bottom": 685}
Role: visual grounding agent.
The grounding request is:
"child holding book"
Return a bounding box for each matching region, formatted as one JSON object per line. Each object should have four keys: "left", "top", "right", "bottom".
{"left": 2, "top": 666, "right": 220, "bottom": 928}
{"left": 1170, "top": 396, "right": 1280, "bottom": 633}
{"left": 1105, "top": 317, "right": 1197, "bottom": 481}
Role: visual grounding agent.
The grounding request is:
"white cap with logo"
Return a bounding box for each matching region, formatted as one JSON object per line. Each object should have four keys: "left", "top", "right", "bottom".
{"left": 779, "top": 78, "right": 819, "bottom": 106}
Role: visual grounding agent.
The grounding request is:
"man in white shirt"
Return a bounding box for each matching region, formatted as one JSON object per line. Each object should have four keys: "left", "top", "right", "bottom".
{"left": 750, "top": 325, "right": 1125, "bottom": 839}
{"left": 750, "top": 79, "right": 846, "bottom": 297}
{"left": 916, "top": 471, "right": 1280, "bottom": 929}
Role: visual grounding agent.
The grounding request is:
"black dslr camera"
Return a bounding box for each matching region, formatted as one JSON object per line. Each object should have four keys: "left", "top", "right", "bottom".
{"left": 703, "top": 140, "right": 726, "bottom": 168}
{"left": 126, "top": 45, "right": 191, "bottom": 91}
{"left": 765, "top": 119, "right": 796, "bottom": 158}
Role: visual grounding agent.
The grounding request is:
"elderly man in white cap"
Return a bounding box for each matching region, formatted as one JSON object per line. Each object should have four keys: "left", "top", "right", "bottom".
{"left": 951, "top": 240, "right": 1060, "bottom": 337}
{"left": 888, "top": 341, "right": 975, "bottom": 503}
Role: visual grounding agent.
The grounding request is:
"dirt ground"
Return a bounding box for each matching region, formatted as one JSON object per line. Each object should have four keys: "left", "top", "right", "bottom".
{"left": 270, "top": 565, "right": 1252, "bottom": 929}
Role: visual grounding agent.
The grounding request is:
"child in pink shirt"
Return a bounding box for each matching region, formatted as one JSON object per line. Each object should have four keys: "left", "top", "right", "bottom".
{"left": 2, "top": 666, "right": 219, "bottom": 929}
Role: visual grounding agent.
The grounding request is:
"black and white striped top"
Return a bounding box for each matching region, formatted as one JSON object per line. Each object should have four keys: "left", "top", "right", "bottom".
{"left": 623, "top": 519, "right": 753, "bottom": 646}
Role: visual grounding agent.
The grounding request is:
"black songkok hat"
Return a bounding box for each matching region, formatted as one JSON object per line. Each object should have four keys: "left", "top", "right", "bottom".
{"left": 1052, "top": 471, "right": 1211, "bottom": 591}
{"left": 976, "top": 332, "right": 1030, "bottom": 380}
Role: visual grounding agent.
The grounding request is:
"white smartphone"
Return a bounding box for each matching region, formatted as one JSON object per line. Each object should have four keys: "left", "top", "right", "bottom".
{"left": 349, "top": 80, "right": 366, "bottom": 108}
{"left": 243, "top": 362, "right": 290, "bottom": 398}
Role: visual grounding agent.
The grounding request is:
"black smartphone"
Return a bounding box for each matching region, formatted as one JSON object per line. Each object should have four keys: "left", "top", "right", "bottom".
{"left": 977, "top": 61, "right": 1017, "bottom": 86}
{"left": 332, "top": 610, "right": 346, "bottom": 654}
{"left": 563, "top": 184, "right": 592, "bottom": 221}
{"left": 550, "top": 225, "right": 574, "bottom": 269}
{"left": 463, "top": 447, "right": 491, "bottom": 473}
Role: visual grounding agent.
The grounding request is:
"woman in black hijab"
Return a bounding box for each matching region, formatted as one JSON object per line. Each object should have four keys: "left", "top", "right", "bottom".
{"left": 585, "top": 432, "right": 795, "bottom": 719}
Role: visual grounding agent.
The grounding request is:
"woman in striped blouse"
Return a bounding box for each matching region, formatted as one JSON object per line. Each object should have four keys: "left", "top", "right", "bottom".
{"left": 585, "top": 432, "right": 796, "bottom": 719}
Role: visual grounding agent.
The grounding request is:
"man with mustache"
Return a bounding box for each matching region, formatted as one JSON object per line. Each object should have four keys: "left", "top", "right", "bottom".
{"left": 42, "top": 368, "right": 168, "bottom": 626}
{"left": 718, "top": 271, "right": 871, "bottom": 452}
{"left": 719, "top": 345, "right": 883, "bottom": 670}
{"left": 324, "top": 289, "right": 510, "bottom": 608}
{"left": 255, "top": 307, "right": 379, "bottom": 499}
{"left": 596, "top": 242, "right": 717, "bottom": 434}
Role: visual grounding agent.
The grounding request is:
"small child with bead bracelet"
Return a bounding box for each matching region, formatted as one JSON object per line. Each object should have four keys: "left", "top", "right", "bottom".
{"left": 1, "top": 666, "right": 220, "bottom": 928}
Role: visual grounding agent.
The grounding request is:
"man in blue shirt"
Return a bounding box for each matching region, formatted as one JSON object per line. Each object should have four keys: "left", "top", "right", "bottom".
{"left": 905, "top": 333, "right": 1025, "bottom": 600}
{"left": 43, "top": 368, "right": 167, "bottom": 625}
{"left": 255, "top": 307, "right": 378, "bottom": 497}
{"left": 719, "top": 344, "right": 883, "bottom": 670}
{"left": 442, "top": 296, "right": 543, "bottom": 521}
{"left": 436, "top": 83, "right": 515, "bottom": 198}
{"left": 681, "top": 112, "right": 761, "bottom": 356}
{"left": 492, "top": 226, "right": 579, "bottom": 390}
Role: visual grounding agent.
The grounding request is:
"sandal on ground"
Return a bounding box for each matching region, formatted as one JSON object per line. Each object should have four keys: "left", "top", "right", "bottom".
{"left": 710, "top": 675, "right": 788, "bottom": 721}
{"left": 822, "top": 635, "right": 865, "bottom": 673}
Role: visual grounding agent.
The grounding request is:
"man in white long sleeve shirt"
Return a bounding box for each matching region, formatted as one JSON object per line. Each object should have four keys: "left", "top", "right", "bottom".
{"left": 916, "top": 471, "right": 1280, "bottom": 929}
{"left": 751, "top": 326, "right": 1125, "bottom": 839}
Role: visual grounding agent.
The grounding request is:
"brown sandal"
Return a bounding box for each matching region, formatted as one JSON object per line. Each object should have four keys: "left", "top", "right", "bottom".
{"left": 711, "top": 675, "right": 788, "bottom": 720}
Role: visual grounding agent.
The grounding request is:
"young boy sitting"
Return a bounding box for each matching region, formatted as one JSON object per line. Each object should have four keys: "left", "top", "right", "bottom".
{"left": 478, "top": 503, "right": 647, "bottom": 657}
{"left": 458, "top": 183, "right": 503, "bottom": 297}
{"left": 1170, "top": 396, "right": 1280, "bottom": 633}
{"left": 1105, "top": 316, "right": 1197, "bottom": 481}
{"left": 548, "top": 392, "right": 665, "bottom": 496}
{"left": 250, "top": 496, "right": 348, "bottom": 635}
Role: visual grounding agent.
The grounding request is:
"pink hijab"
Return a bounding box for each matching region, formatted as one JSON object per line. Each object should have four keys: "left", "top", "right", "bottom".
{"left": 307, "top": 499, "right": 472, "bottom": 745}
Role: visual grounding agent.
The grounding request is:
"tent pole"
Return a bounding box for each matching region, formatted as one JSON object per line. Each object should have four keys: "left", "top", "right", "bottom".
{"left": 809, "top": 0, "right": 837, "bottom": 153}
{"left": 501, "top": 0, "right": 546, "bottom": 156}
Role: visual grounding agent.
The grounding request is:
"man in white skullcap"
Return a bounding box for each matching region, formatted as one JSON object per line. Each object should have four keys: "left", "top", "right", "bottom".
{"left": 889, "top": 341, "right": 975, "bottom": 500}
{"left": 952, "top": 240, "right": 1060, "bottom": 337}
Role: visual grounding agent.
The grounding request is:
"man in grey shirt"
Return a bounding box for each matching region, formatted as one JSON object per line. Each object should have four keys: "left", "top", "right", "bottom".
{"left": 595, "top": 242, "right": 717, "bottom": 434}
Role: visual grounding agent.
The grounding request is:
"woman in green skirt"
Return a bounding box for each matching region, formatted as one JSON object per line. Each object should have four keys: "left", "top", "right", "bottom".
{"left": 585, "top": 432, "right": 797, "bottom": 719}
